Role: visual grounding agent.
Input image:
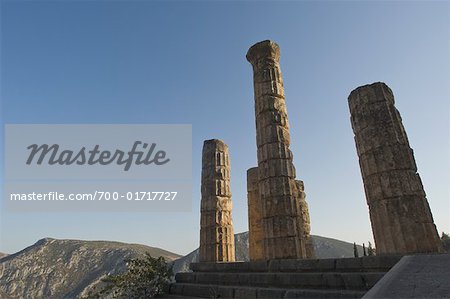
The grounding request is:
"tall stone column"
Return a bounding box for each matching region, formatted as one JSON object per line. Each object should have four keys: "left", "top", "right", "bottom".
{"left": 199, "top": 139, "right": 235, "bottom": 262}
{"left": 247, "top": 167, "right": 264, "bottom": 261}
{"left": 295, "top": 180, "right": 315, "bottom": 259}
{"left": 348, "top": 82, "right": 442, "bottom": 255}
{"left": 246, "top": 40, "right": 308, "bottom": 259}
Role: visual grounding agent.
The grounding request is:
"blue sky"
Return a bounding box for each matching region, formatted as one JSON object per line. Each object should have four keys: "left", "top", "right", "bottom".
{"left": 1, "top": 1, "right": 449, "bottom": 255}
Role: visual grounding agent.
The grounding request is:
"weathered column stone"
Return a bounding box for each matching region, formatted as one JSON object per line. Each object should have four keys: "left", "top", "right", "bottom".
{"left": 246, "top": 40, "right": 308, "bottom": 259}
{"left": 295, "top": 180, "right": 315, "bottom": 259}
{"left": 199, "top": 139, "right": 235, "bottom": 262}
{"left": 348, "top": 82, "right": 442, "bottom": 255}
{"left": 247, "top": 167, "right": 264, "bottom": 261}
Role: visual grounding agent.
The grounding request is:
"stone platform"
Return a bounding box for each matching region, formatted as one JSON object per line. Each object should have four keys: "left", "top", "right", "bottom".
{"left": 364, "top": 253, "right": 450, "bottom": 298}
{"left": 169, "top": 256, "right": 401, "bottom": 298}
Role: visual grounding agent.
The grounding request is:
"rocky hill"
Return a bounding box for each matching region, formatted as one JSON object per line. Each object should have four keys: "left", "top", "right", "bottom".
{"left": 0, "top": 238, "right": 180, "bottom": 299}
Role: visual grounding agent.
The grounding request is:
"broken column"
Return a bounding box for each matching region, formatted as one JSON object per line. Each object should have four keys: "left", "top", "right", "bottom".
{"left": 295, "top": 180, "right": 315, "bottom": 259}
{"left": 247, "top": 167, "right": 264, "bottom": 261}
{"left": 246, "top": 40, "right": 309, "bottom": 259}
{"left": 348, "top": 82, "right": 442, "bottom": 255}
{"left": 199, "top": 139, "right": 235, "bottom": 262}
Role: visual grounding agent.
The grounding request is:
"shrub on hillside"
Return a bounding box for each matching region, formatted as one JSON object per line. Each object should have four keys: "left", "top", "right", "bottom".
{"left": 85, "top": 252, "right": 173, "bottom": 298}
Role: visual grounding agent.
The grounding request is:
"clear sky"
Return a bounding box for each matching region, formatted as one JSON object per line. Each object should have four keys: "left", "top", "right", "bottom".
{"left": 1, "top": 1, "right": 449, "bottom": 255}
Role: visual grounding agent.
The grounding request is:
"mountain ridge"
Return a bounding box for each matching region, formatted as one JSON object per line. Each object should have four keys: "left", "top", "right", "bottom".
{"left": 0, "top": 237, "right": 181, "bottom": 299}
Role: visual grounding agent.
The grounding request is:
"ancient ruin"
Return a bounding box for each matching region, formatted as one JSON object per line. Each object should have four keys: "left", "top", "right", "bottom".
{"left": 295, "top": 180, "right": 315, "bottom": 259}
{"left": 199, "top": 139, "right": 235, "bottom": 262}
{"left": 246, "top": 40, "right": 311, "bottom": 259}
{"left": 348, "top": 82, "right": 442, "bottom": 255}
{"left": 247, "top": 167, "right": 264, "bottom": 261}
{"left": 169, "top": 41, "right": 449, "bottom": 299}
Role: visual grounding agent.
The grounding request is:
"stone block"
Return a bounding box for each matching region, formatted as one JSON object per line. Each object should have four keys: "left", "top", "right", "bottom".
{"left": 234, "top": 286, "right": 257, "bottom": 299}
{"left": 248, "top": 273, "right": 277, "bottom": 286}
{"left": 214, "top": 262, "right": 250, "bottom": 272}
{"left": 174, "top": 272, "right": 196, "bottom": 283}
{"left": 322, "top": 273, "right": 345, "bottom": 289}
{"left": 182, "top": 283, "right": 217, "bottom": 298}
{"left": 190, "top": 262, "right": 216, "bottom": 272}
{"left": 335, "top": 257, "right": 363, "bottom": 271}
{"left": 216, "top": 286, "right": 235, "bottom": 299}
{"left": 361, "top": 255, "right": 401, "bottom": 270}
{"left": 340, "top": 273, "right": 366, "bottom": 290}
{"left": 218, "top": 273, "right": 240, "bottom": 285}
{"left": 248, "top": 260, "right": 268, "bottom": 272}
{"left": 315, "top": 258, "right": 336, "bottom": 271}
{"left": 257, "top": 288, "right": 286, "bottom": 299}
{"left": 361, "top": 272, "right": 385, "bottom": 288}
{"left": 169, "top": 283, "right": 184, "bottom": 295}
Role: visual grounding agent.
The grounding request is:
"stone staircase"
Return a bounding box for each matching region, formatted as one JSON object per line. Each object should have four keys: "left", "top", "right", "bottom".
{"left": 168, "top": 256, "right": 401, "bottom": 299}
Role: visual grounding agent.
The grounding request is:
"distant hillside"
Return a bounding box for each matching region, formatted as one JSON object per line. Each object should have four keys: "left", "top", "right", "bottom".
{"left": 313, "top": 235, "right": 365, "bottom": 258}
{"left": 0, "top": 238, "right": 180, "bottom": 299}
{"left": 172, "top": 232, "right": 364, "bottom": 273}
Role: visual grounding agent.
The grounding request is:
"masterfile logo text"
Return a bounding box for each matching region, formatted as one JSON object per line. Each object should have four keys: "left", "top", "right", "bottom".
{"left": 4, "top": 124, "right": 192, "bottom": 212}
{"left": 26, "top": 141, "right": 170, "bottom": 171}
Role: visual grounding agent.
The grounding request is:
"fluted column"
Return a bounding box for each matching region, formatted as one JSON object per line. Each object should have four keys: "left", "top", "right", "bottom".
{"left": 199, "top": 139, "right": 235, "bottom": 262}
{"left": 246, "top": 40, "right": 307, "bottom": 259}
{"left": 348, "top": 82, "right": 442, "bottom": 255}
{"left": 247, "top": 167, "right": 264, "bottom": 261}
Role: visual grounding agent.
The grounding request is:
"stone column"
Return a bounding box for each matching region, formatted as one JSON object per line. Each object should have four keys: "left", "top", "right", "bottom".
{"left": 295, "top": 180, "right": 315, "bottom": 259}
{"left": 247, "top": 167, "right": 264, "bottom": 261}
{"left": 348, "top": 82, "right": 442, "bottom": 255}
{"left": 199, "top": 139, "right": 235, "bottom": 262}
{"left": 246, "top": 40, "right": 308, "bottom": 259}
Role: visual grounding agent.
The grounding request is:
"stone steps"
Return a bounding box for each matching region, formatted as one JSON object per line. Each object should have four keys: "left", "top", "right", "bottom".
{"left": 189, "top": 256, "right": 400, "bottom": 273}
{"left": 169, "top": 283, "right": 366, "bottom": 299}
{"left": 169, "top": 256, "right": 401, "bottom": 299}
{"left": 175, "top": 271, "right": 384, "bottom": 290}
{"left": 156, "top": 294, "right": 205, "bottom": 299}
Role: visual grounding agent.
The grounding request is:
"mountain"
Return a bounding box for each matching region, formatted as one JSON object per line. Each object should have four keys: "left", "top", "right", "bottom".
{"left": 0, "top": 252, "right": 8, "bottom": 260}
{"left": 312, "top": 234, "right": 365, "bottom": 258}
{"left": 0, "top": 238, "right": 181, "bottom": 299}
{"left": 0, "top": 233, "right": 364, "bottom": 298}
{"left": 171, "top": 231, "right": 251, "bottom": 273}
{"left": 172, "top": 232, "right": 365, "bottom": 273}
